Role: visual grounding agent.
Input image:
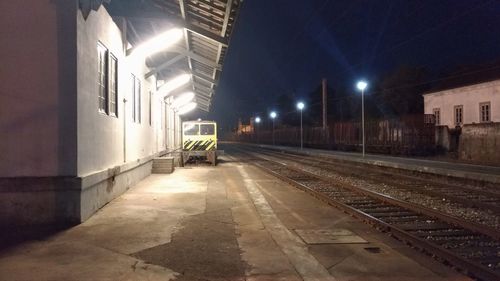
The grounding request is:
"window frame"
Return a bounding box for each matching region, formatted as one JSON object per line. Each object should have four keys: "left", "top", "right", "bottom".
{"left": 479, "top": 102, "right": 491, "bottom": 123}
{"left": 131, "top": 74, "right": 136, "bottom": 122}
{"left": 149, "top": 91, "right": 153, "bottom": 126}
{"left": 200, "top": 124, "right": 215, "bottom": 135}
{"left": 97, "top": 42, "right": 108, "bottom": 114}
{"left": 454, "top": 105, "right": 463, "bottom": 126}
{"left": 131, "top": 74, "right": 142, "bottom": 123}
{"left": 184, "top": 124, "right": 200, "bottom": 136}
{"left": 432, "top": 108, "right": 440, "bottom": 125}
{"left": 136, "top": 77, "right": 141, "bottom": 123}
{"left": 108, "top": 53, "right": 118, "bottom": 117}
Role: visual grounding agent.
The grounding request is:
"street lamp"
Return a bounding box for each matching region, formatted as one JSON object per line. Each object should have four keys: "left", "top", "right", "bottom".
{"left": 254, "top": 117, "right": 261, "bottom": 144}
{"left": 296, "top": 102, "right": 305, "bottom": 150}
{"left": 270, "top": 111, "right": 277, "bottom": 145}
{"left": 356, "top": 80, "right": 368, "bottom": 157}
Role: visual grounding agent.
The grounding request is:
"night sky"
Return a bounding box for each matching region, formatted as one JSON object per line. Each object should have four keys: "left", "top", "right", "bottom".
{"left": 202, "top": 0, "right": 500, "bottom": 129}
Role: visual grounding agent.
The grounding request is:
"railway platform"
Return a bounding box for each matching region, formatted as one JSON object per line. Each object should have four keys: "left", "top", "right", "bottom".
{"left": 250, "top": 143, "right": 500, "bottom": 185}
{"left": 0, "top": 154, "right": 470, "bottom": 281}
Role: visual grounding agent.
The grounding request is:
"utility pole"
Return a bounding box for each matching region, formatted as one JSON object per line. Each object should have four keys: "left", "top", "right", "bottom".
{"left": 322, "top": 78, "right": 327, "bottom": 130}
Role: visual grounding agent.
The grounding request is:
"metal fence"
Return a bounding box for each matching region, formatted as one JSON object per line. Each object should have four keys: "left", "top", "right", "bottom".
{"left": 230, "top": 114, "right": 436, "bottom": 155}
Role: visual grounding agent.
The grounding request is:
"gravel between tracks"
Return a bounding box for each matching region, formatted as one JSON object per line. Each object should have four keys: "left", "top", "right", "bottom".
{"left": 257, "top": 153, "right": 500, "bottom": 231}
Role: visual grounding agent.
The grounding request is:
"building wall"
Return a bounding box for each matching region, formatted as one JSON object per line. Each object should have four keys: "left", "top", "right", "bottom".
{"left": 76, "top": 6, "right": 172, "bottom": 177}
{"left": 424, "top": 80, "right": 500, "bottom": 128}
{"left": 0, "top": 0, "right": 78, "bottom": 177}
{"left": 0, "top": 3, "right": 183, "bottom": 225}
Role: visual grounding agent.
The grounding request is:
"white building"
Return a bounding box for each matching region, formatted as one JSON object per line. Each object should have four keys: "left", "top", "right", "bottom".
{"left": 0, "top": 0, "right": 241, "bottom": 225}
{"left": 423, "top": 79, "right": 500, "bottom": 128}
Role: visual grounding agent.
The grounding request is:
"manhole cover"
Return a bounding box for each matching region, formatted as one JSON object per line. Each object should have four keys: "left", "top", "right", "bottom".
{"left": 295, "top": 229, "right": 368, "bottom": 244}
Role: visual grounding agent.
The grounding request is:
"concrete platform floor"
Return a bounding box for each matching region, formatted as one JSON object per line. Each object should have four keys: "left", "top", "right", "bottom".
{"left": 0, "top": 155, "right": 471, "bottom": 281}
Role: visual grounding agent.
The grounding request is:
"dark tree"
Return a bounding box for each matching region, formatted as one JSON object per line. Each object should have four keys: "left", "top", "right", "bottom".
{"left": 376, "top": 66, "right": 430, "bottom": 116}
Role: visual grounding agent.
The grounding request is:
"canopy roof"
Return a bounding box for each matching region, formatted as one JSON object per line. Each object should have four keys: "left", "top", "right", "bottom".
{"left": 95, "top": 0, "right": 243, "bottom": 112}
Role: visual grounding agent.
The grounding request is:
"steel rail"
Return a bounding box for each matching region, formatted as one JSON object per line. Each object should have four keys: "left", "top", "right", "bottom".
{"left": 229, "top": 146, "right": 500, "bottom": 281}
{"left": 255, "top": 147, "right": 500, "bottom": 214}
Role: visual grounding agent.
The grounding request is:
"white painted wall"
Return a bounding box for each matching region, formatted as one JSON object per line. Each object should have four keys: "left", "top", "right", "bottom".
{"left": 76, "top": 6, "right": 180, "bottom": 176}
{"left": 0, "top": 0, "right": 78, "bottom": 177}
{"left": 0, "top": 3, "right": 182, "bottom": 178}
{"left": 424, "top": 80, "right": 500, "bottom": 128}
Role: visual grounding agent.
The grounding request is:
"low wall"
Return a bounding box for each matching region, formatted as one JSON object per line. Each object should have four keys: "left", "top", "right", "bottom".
{"left": 435, "top": 126, "right": 460, "bottom": 152}
{"left": 0, "top": 153, "right": 160, "bottom": 226}
{"left": 459, "top": 123, "right": 500, "bottom": 165}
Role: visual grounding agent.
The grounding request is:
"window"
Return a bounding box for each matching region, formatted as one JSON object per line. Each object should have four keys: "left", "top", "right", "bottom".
{"left": 480, "top": 102, "right": 491, "bottom": 123}
{"left": 454, "top": 105, "right": 463, "bottom": 126}
{"left": 433, "top": 108, "right": 440, "bottom": 125}
{"left": 200, "top": 124, "right": 215, "bottom": 135}
{"left": 108, "top": 54, "right": 118, "bottom": 116}
{"left": 131, "top": 74, "right": 141, "bottom": 123}
{"left": 97, "top": 42, "right": 118, "bottom": 117}
{"left": 97, "top": 42, "right": 108, "bottom": 113}
{"left": 184, "top": 124, "right": 199, "bottom": 135}
{"left": 136, "top": 78, "right": 141, "bottom": 123}
{"left": 149, "top": 91, "right": 152, "bottom": 126}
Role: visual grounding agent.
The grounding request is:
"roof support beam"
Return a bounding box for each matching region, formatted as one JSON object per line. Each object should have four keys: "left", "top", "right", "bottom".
{"left": 220, "top": 0, "right": 233, "bottom": 37}
{"left": 110, "top": 14, "right": 228, "bottom": 46}
{"left": 196, "top": 93, "right": 212, "bottom": 104}
{"left": 144, "top": 54, "right": 185, "bottom": 79}
{"left": 194, "top": 83, "right": 214, "bottom": 94}
{"left": 196, "top": 96, "right": 210, "bottom": 106}
{"left": 144, "top": 50, "right": 221, "bottom": 80}
{"left": 192, "top": 72, "right": 217, "bottom": 85}
{"left": 197, "top": 102, "right": 210, "bottom": 112}
{"left": 171, "top": 47, "right": 221, "bottom": 69}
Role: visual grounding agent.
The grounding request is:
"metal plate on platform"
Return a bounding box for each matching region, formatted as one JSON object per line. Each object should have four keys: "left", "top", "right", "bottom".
{"left": 295, "top": 229, "right": 368, "bottom": 244}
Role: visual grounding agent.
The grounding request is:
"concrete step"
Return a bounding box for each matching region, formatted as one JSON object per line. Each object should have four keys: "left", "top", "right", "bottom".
{"left": 152, "top": 157, "right": 174, "bottom": 174}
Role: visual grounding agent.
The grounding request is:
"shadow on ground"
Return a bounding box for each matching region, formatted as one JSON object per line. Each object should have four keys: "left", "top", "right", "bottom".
{"left": 0, "top": 224, "right": 72, "bottom": 252}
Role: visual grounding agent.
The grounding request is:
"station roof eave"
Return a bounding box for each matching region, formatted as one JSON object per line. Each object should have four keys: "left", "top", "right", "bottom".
{"left": 99, "top": 0, "right": 243, "bottom": 112}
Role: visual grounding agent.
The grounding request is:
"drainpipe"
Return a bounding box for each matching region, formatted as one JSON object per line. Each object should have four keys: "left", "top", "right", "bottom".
{"left": 123, "top": 97, "right": 127, "bottom": 162}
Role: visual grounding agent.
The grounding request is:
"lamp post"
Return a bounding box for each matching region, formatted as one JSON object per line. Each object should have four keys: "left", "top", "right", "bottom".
{"left": 270, "top": 111, "right": 277, "bottom": 145}
{"left": 356, "top": 81, "right": 368, "bottom": 157}
{"left": 296, "top": 102, "right": 305, "bottom": 149}
{"left": 255, "top": 116, "right": 261, "bottom": 144}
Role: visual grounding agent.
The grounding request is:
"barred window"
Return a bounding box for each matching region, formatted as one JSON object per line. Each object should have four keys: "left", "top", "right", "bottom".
{"left": 97, "top": 42, "right": 108, "bottom": 113}
{"left": 480, "top": 102, "right": 490, "bottom": 123}
{"left": 109, "top": 54, "right": 118, "bottom": 116}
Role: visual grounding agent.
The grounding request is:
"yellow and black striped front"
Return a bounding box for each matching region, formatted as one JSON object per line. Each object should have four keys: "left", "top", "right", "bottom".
{"left": 182, "top": 120, "right": 218, "bottom": 151}
{"left": 183, "top": 139, "right": 216, "bottom": 151}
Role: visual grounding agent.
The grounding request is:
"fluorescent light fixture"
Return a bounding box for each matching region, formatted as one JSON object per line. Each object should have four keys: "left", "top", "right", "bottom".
{"left": 157, "top": 74, "right": 191, "bottom": 97}
{"left": 255, "top": 117, "right": 261, "bottom": 123}
{"left": 296, "top": 101, "right": 305, "bottom": 110}
{"left": 356, "top": 80, "right": 368, "bottom": 91}
{"left": 270, "top": 111, "right": 277, "bottom": 119}
{"left": 177, "top": 102, "right": 197, "bottom": 115}
{"left": 172, "top": 91, "right": 195, "bottom": 109}
{"left": 130, "top": 28, "right": 183, "bottom": 58}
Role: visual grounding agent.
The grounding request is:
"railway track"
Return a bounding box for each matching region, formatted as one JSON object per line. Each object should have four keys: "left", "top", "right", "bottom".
{"left": 228, "top": 145, "right": 500, "bottom": 281}
{"left": 250, "top": 146, "right": 500, "bottom": 215}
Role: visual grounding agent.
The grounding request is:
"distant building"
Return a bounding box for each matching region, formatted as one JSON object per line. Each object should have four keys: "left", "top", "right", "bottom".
{"left": 237, "top": 118, "right": 254, "bottom": 135}
{"left": 423, "top": 79, "right": 500, "bottom": 127}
